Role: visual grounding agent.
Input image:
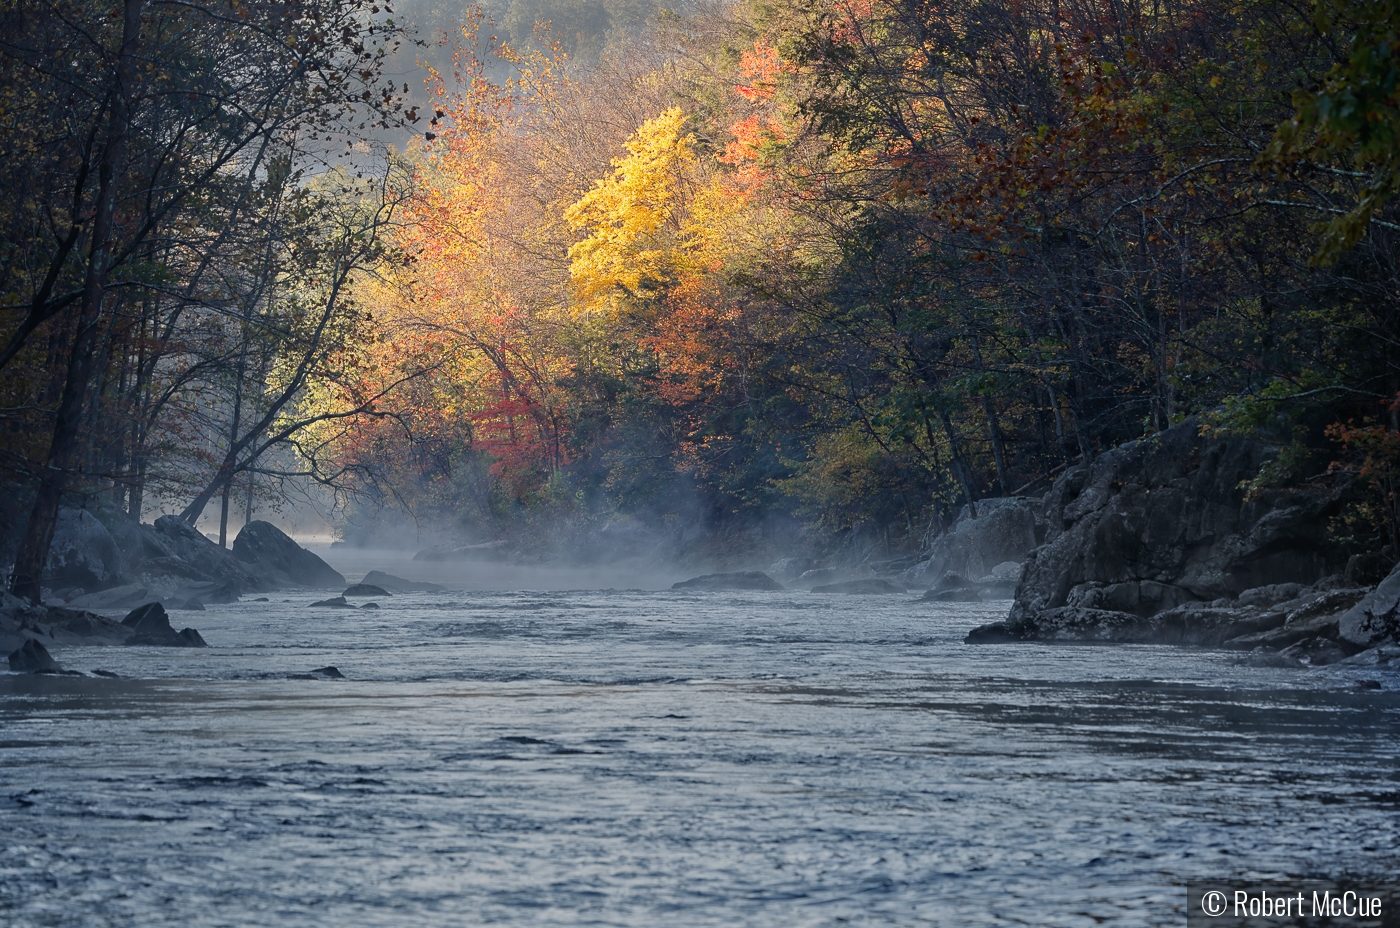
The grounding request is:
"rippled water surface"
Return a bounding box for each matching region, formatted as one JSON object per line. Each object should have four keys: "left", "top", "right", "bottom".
{"left": 3, "top": 579, "right": 1398, "bottom": 926}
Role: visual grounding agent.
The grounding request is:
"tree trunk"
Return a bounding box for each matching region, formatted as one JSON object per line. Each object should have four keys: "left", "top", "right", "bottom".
{"left": 9, "top": 0, "right": 143, "bottom": 603}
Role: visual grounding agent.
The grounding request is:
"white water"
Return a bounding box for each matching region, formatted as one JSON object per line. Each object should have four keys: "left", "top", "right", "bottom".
{"left": 2, "top": 579, "right": 1397, "bottom": 926}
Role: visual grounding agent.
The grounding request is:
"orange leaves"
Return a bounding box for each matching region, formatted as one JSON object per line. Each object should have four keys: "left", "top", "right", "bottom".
{"left": 735, "top": 39, "right": 787, "bottom": 103}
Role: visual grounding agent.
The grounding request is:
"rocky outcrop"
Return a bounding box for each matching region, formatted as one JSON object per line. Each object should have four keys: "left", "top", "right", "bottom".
{"left": 232, "top": 521, "right": 345, "bottom": 589}
{"left": 903, "top": 498, "right": 1041, "bottom": 587}
{"left": 360, "top": 570, "right": 443, "bottom": 593}
{"left": 810, "top": 578, "right": 905, "bottom": 594}
{"left": 1008, "top": 419, "right": 1344, "bottom": 621}
{"left": 45, "top": 509, "right": 123, "bottom": 592}
{"left": 968, "top": 581, "right": 1377, "bottom": 663}
{"left": 960, "top": 419, "right": 1400, "bottom": 664}
{"left": 671, "top": 571, "right": 784, "bottom": 591}
{"left": 1338, "top": 561, "right": 1400, "bottom": 648}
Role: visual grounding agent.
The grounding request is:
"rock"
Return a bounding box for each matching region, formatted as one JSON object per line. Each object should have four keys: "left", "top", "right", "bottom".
{"left": 45, "top": 508, "right": 122, "bottom": 592}
{"left": 413, "top": 540, "right": 513, "bottom": 562}
{"left": 964, "top": 621, "right": 1020, "bottom": 643}
{"left": 42, "top": 608, "right": 133, "bottom": 645}
{"left": 310, "top": 596, "right": 354, "bottom": 608}
{"left": 1237, "top": 583, "right": 1304, "bottom": 608}
{"left": 310, "top": 666, "right": 345, "bottom": 678}
{"left": 1278, "top": 636, "right": 1352, "bottom": 666}
{"left": 64, "top": 584, "right": 152, "bottom": 612}
{"left": 343, "top": 583, "right": 391, "bottom": 597}
{"left": 232, "top": 521, "right": 346, "bottom": 589}
{"left": 1336, "top": 645, "right": 1400, "bottom": 667}
{"left": 903, "top": 498, "right": 1042, "bottom": 586}
{"left": 1005, "top": 418, "right": 1347, "bottom": 642}
{"left": 982, "top": 560, "right": 1024, "bottom": 583}
{"left": 361, "top": 602, "right": 380, "bottom": 609}
{"left": 671, "top": 571, "right": 785, "bottom": 591}
{"left": 1345, "top": 552, "right": 1397, "bottom": 586}
{"left": 176, "top": 627, "right": 207, "bottom": 646}
{"left": 924, "top": 587, "right": 984, "bottom": 602}
{"left": 1354, "top": 679, "right": 1383, "bottom": 690}
{"left": 91, "top": 669, "right": 120, "bottom": 678}
{"left": 150, "top": 515, "right": 263, "bottom": 592}
{"left": 810, "top": 579, "right": 906, "bottom": 594}
{"left": 1338, "top": 560, "right": 1400, "bottom": 648}
{"left": 360, "top": 570, "right": 443, "bottom": 593}
{"left": 8, "top": 639, "right": 59, "bottom": 673}
{"left": 120, "top": 602, "right": 207, "bottom": 647}
{"left": 768, "top": 557, "right": 817, "bottom": 582}
{"left": 170, "top": 580, "right": 241, "bottom": 604}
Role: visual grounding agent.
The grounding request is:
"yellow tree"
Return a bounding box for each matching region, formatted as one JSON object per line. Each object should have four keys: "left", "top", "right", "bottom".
{"left": 564, "top": 106, "right": 695, "bottom": 316}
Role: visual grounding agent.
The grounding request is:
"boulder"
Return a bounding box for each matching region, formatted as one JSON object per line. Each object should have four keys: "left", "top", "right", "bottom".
{"left": 361, "top": 602, "right": 380, "bottom": 609}
{"left": 360, "top": 570, "right": 443, "bottom": 593}
{"left": 903, "top": 498, "right": 1042, "bottom": 586}
{"left": 1003, "top": 418, "right": 1345, "bottom": 641}
{"left": 671, "top": 571, "right": 785, "bottom": 591}
{"left": 42, "top": 607, "right": 134, "bottom": 646}
{"left": 120, "top": 602, "right": 207, "bottom": 647}
{"left": 147, "top": 516, "right": 263, "bottom": 593}
{"left": 8, "top": 639, "right": 59, "bottom": 673}
{"left": 45, "top": 508, "right": 122, "bottom": 592}
{"left": 64, "top": 584, "right": 152, "bottom": 612}
{"left": 310, "top": 665, "right": 345, "bottom": 678}
{"left": 343, "top": 583, "right": 391, "bottom": 597}
{"left": 810, "top": 579, "right": 906, "bottom": 594}
{"left": 310, "top": 596, "right": 354, "bottom": 608}
{"left": 232, "top": 521, "right": 345, "bottom": 589}
{"left": 1338, "top": 561, "right": 1400, "bottom": 648}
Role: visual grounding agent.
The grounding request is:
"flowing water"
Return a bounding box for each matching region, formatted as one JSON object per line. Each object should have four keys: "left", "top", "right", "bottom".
{"left": 2, "top": 561, "right": 1398, "bottom": 926}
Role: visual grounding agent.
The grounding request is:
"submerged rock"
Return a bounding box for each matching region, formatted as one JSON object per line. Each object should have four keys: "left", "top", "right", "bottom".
{"left": 361, "top": 602, "right": 380, "bottom": 610}
{"left": 8, "top": 639, "right": 59, "bottom": 673}
{"left": 810, "top": 579, "right": 905, "bottom": 594}
{"left": 310, "top": 666, "right": 345, "bottom": 678}
{"left": 343, "top": 583, "right": 391, "bottom": 597}
{"left": 309, "top": 596, "right": 354, "bottom": 608}
{"left": 232, "top": 521, "right": 345, "bottom": 589}
{"left": 360, "top": 570, "right": 443, "bottom": 593}
{"left": 671, "top": 571, "right": 784, "bottom": 592}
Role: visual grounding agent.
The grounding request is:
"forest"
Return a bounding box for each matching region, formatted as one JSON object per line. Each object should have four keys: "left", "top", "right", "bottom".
{"left": 2, "top": 0, "right": 1399, "bottom": 598}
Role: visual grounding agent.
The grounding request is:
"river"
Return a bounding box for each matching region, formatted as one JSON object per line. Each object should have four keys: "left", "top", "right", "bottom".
{"left": 2, "top": 559, "right": 1397, "bottom": 926}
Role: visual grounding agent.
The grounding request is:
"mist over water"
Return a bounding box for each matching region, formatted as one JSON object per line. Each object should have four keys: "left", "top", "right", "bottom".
{"left": 2, "top": 569, "right": 1398, "bottom": 926}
